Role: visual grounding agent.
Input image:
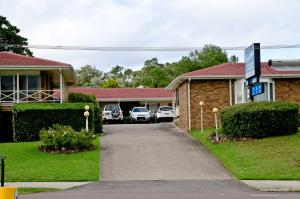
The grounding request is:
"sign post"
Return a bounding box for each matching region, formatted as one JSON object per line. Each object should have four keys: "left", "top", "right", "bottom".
{"left": 244, "top": 43, "right": 263, "bottom": 100}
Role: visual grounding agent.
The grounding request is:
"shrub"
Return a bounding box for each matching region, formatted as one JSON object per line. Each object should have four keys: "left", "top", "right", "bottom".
{"left": 68, "top": 93, "right": 102, "bottom": 134}
{"left": 221, "top": 101, "right": 299, "bottom": 138}
{"left": 39, "top": 124, "right": 96, "bottom": 152}
{"left": 12, "top": 103, "right": 95, "bottom": 142}
{"left": 68, "top": 93, "right": 97, "bottom": 104}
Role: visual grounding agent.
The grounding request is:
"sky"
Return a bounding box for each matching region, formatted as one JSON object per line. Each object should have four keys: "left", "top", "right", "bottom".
{"left": 0, "top": 0, "right": 300, "bottom": 71}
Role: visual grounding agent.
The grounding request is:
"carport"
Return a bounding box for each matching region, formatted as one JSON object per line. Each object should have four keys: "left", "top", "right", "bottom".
{"left": 69, "top": 87, "right": 174, "bottom": 116}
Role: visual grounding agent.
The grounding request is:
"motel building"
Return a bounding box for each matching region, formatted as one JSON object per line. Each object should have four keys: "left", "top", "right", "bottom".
{"left": 166, "top": 60, "right": 300, "bottom": 131}
{"left": 0, "top": 52, "right": 76, "bottom": 141}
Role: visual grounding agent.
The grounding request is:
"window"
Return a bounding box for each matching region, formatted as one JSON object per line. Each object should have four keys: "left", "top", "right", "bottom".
{"left": 132, "top": 107, "right": 148, "bottom": 112}
{"left": 0, "top": 75, "right": 40, "bottom": 102}
{"left": 235, "top": 79, "right": 244, "bottom": 104}
{"left": 1, "top": 75, "right": 14, "bottom": 102}
{"left": 235, "top": 79, "right": 275, "bottom": 104}
{"left": 28, "top": 76, "right": 39, "bottom": 90}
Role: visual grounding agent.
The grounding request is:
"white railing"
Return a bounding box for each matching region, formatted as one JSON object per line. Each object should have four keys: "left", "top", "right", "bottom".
{"left": 0, "top": 90, "right": 61, "bottom": 103}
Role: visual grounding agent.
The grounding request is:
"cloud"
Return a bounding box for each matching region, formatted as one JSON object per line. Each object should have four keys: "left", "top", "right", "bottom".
{"left": 0, "top": 0, "right": 299, "bottom": 70}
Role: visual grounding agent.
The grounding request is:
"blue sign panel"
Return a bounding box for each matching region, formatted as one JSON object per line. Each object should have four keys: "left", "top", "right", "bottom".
{"left": 250, "top": 83, "right": 264, "bottom": 97}
{"left": 245, "top": 43, "right": 261, "bottom": 80}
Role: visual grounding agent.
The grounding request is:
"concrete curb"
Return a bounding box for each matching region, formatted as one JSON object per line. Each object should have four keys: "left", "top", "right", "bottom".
{"left": 6, "top": 182, "right": 93, "bottom": 189}
{"left": 242, "top": 180, "right": 300, "bottom": 192}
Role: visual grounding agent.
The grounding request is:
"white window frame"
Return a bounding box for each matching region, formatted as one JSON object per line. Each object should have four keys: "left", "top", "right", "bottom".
{"left": 234, "top": 78, "right": 275, "bottom": 104}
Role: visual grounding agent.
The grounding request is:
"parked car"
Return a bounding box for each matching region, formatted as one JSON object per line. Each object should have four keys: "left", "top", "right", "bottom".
{"left": 129, "top": 107, "right": 151, "bottom": 123}
{"left": 102, "top": 104, "right": 123, "bottom": 122}
{"left": 155, "top": 106, "right": 175, "bottom": 122}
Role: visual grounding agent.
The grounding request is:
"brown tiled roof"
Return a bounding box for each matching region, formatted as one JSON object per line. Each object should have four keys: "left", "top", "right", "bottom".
{"left": 0, "top": 51, "right": 71, "bottom": 67}
{"left": 182, "top": 62, "right": 300, "bottom": 77}
{"left": 69, "top": 87, "right": 173, "bottom": 100}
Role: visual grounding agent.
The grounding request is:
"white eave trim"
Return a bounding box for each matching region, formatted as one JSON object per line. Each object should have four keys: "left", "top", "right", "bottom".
{"left": 0, "top": 65, "right": 72, "bottom": 70}
{"left": 166, "top": 74, "right": 300, "bottom": 90}
{"left": 166, "top": 75, "right": 243, "bottom": 90}
{"left": 97, "top": 97, "right": 173, "bottom": 102}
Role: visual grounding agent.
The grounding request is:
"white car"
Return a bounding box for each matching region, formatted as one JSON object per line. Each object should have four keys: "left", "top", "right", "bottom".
{"left": 102, "top": 104, "right": 123, "bottom": 122}
{"left": 155, "top": 106, "right": 175, "bottom": 122}
{"left": 129, "top": 107, "right": 151, "bottom": 123}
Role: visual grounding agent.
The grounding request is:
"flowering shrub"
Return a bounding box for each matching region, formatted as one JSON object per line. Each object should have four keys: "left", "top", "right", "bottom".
{"left": 39, "top": 124, "right": 96, "bottom": 153}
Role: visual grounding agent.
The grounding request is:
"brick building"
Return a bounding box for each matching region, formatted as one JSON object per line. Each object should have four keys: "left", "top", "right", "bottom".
{"left": 166, "top": 62, "right": 300, "bottom": 131}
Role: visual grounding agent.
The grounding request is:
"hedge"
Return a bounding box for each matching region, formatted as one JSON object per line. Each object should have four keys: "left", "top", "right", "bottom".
{"left": 221, "top": 101, "right": 299, "bottom": 138}
{"left": 12, "top": 103, "right": 95, "bottom": 142}
{"left": 68, "top": 93, "right": 97, "bottom": 104}
{"left": 0, "top": 110, "right": 13, "bottom": 142}
{"left": 68, "top": 93, "right": 102, "bottom": 134}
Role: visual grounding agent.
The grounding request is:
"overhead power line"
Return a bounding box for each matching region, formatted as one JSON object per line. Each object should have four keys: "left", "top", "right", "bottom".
{"left": 1, "top": 44, "right": 300, "bottom": 51}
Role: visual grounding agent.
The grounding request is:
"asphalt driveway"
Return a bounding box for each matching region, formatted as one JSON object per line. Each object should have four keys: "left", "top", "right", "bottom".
{"left": 21, "top": 123, "right": 300, "bottom": 198}
{"left": 101, "top": 123, "right": 232, "bottom": 181}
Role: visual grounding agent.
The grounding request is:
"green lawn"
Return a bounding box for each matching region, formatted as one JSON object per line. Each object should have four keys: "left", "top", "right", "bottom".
{"left": 19, "top": 188, "right": 61, "bottom": 195}
{"left": 0, "top": 137, "right": 100, "bottom": 182}
{"left": 191, "top": 129, "right": 300, "bottom": 180}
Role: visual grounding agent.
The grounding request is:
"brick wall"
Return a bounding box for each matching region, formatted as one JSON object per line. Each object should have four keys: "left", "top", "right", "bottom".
{"left": 275, "top": 78, "right": 300, "bottom": 105}
{"left": 178, "top": 81, "right": 189, "bottom": 130}
{"left": 190, "top": 80, "right": 231, "bottom": 129}
{"left": 177, "top": 79, "right": 232, "bottom": 131}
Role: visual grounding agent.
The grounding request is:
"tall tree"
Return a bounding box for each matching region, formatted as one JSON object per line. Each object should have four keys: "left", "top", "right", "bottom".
{"left": 196, "top": 44, "right": 228, "bottom": 67}
{"left": 229, "top": 55, "right": 239, "bottom": 63}
{"left": 100, "top": 79, "right": 120, "bottom": 88}
{"left": 108, "top": 65, "right": 134, "bottom": 87}
{"left": 133, "top": 58, "right": 169, "bottom": 88}
{"left": 75, "top": 65, "right": 103, "bottom": 87}
{"left": 0, "top": 15, "right": 33, "bottom": 56}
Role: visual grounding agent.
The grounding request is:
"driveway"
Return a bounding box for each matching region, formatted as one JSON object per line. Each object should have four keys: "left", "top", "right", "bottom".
{"left": 101, "top": 123, "right": 232, "bottom": 181}
{"left": 21, "top": 123, "right": 300, "bottom": 198}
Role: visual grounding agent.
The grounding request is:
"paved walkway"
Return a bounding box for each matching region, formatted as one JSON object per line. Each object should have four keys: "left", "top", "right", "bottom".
{"left": 242, "top": 180, "right": 300, "bottom": 191}
{"left": 101, "top": 123, "right": 232, "bottom": 181}
{"left": 20, "top": 180, "right": 300, "bottom": 199}
{"left": 6, "top": 182, "right": 91, "bottom": 189}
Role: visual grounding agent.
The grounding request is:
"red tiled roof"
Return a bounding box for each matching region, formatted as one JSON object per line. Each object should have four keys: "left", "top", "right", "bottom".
{"left": 182, "top": 62, "right": 300, "bottom": 77}
{"left": 0, "top": 51, "right": 71, "bottom": 67}
{"left": 69, "top": 87, "right": 173, "bottom": 100}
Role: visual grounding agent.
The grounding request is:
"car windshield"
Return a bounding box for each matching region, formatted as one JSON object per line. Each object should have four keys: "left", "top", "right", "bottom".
{"left": 160, "top": 106, "right": 173, "bottom": 111}
{"left": 132, "top": 107, "right": 148, "bottom": 112}
{"left": 105, "top": 105, "right": 120, "bottom": 112}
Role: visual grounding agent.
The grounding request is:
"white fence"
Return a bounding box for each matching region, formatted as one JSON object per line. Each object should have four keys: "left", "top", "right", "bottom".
{"left": 0, "top": 90, "right": 61, "bottom": 103}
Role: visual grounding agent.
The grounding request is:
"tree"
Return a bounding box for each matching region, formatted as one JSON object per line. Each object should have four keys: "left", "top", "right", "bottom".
{"left": 100, "top": 79, "right": 120, "bottom": 88}
{"left": 108, "top": 65, "right": 134, "bottom": 87}
{"left": 75, "top": 65, "right": 103, "bottom": 87}
{"left": 229, "top": 55, "right": 239, "bottom": 63}
{"left": 197, "top": 44, "right": 228, "bottom": 67}
{"left": 164, "top": 44, "right": 228, "bottom": 84}
{"left": 0, "top": 15, "right": 33, "bottom": 56}
{"left": 132, "top": 58, "right": 169, "bottom": 88}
